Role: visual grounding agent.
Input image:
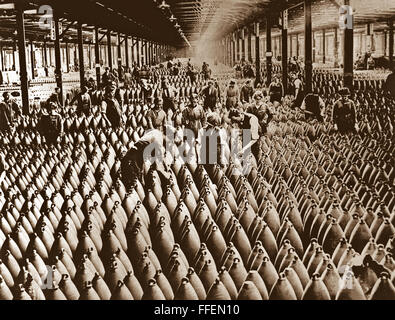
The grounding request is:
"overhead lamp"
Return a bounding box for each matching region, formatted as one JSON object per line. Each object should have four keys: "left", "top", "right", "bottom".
{"left": 25, "top": 9, "right": 37, "bottom": 14}
{"left": 169, "top": 14, "right": 176, "bottom": 22}
{"left": 158, "top": 0, "right": 170, "bottom": 10}
{"left": 174, "top": 23, "right": 180, "bottom": 28}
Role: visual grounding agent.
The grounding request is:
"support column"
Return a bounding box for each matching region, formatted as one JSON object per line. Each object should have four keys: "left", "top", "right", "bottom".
{"left": 30, "top": 40, "right": 35, "bottom": 79}
{"left": 136, "top": 38, "right": 141, "bottom": 67}
{"left": 147, "top": 41, "right": 151, "bottom": 66}
{"left": 236, "top": 31, "right": 240, "bottom": 62}
{"left": 231, "top": 33, "right": 235, "bottom": 66}
{"left": 131, "top": 37, "right": 135, "bottom": 65}
{"left": 296, "top": 34, "right": 299, "bottom": 57}
{"left": 343, "top": 0, "right": 354, "bottom": 90}
{"left": 225, "top": 36, "right": 228, "bottom": 66}
{"left": 12, "top": 40, "right": 16, "bottom": 71}
{"left": 107, "top": 30, "right": 112, "bottom": 70}
{"left": 54, "top": 13, "right": 63, "bottom": 105}
{"left": 282, "top": 18, "right": 288, "bottom": 94}
{"left": 117, "top": 33, "right": 122, "bottom": 77}
{"left": 241, "top": 28, "right": 246, "bottom": 61}
{"left": 125, "top": 36, "right": 129, "bottom": 70}
{"left": 145, "top": 40, "right": 149, "bottom": 66}
{"left": 16, "top": 3, "right": 29, "bottom": 114}
{"left": 313, "top": 32, "right": 316, "bottom": 63}
{"left": 255, "top": 23, "right": 262, "bottom": 86}
{"left": 248, "top": 26, "right": 253, "bottom": 62}
{"left": 305, "top": 0, "right": 313, "bottom": 94}
{"left": 150, "top": 42, "right": 154, "bottom": 65}
{"left": 323, "top": 29, "right": 326, "bottom": 64}
{"left": 95, "top": 27, "right": 101, "bottom": 88}
{"left": 78, "top": 23, "right": 85, "bottom": 89}
{"left": 389, "top": 20, "right": 393, "bottom": 64}
{"left": 88, "top": 44, "right": 92, "bottom": 70}
{"left": 0, "top": 45, "right": 4, "bottom": 71}
{"left": 334, "top": 27, "right": 339, "bottom": 67}
{"left": 65, "top": 40, "right": 70, "bottom": 73}
{"left": 266, "top": 16, "right": 272, "bottom": 86}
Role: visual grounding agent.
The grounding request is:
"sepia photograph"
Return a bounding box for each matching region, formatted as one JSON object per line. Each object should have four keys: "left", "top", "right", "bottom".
{"left": 0, "top": 0, "right": 394, "bottom": 308}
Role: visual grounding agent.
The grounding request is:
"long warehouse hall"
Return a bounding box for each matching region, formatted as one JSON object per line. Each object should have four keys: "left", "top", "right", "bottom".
{"left": 0, "top": 0, "right": 394, "bottom": 302}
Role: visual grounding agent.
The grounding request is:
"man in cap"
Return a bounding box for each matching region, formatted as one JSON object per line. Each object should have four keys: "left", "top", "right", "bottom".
{"left": 101, "top": 67, "right": 112, "bottom": 88}
{"left": 200, "top": 79, "right": 218, "bottom": 112}
{"left": 47, "top": 87, "right": 63, "bottom": 112}
{"left": 140, "top": 79, "right": 154, "bottom": 104}
{"left": 332, "top": 87, "right": 359, "bottom": 134}
{"left": 0, "top": 92, "right": 18, "bottom": 132}
{"left": 226, "top": 79, "right": 240, "bottom": 110}
{"left": 300, "top": 88, "right": 326, "bottom": 122}
{"left": 240, "top": 79, "right": 254, "bottom": 105}
{"left": 72, "top": 86, "right": 92, "bottom": 117}
{"left": 103, "top": 83, "right": 123, "bottom": 128}
{"left": 246, "top": 90, "right": 275, "bottom": 136}
{"left": 121, "top": 129, "right": 171, "bottom": 189}
{"left": 231, "top": 109, "right": 262, "bottom": 163}
{"left": 39, "top": 101, "right": 63, "bottom": 145}
{"left": 183, "top": 93, "right": 206, "bottom": 137}
{"left": 198, "top": 112, "right": 229, "bottom": 167}
{"left": 147, "top": 97, "right": 167, "bottom": 132}
{"left": 292, "top": 73, "right": 304, "bottom": 109}
{"left": 161, "top": 78, "right": 178, "bottom": 113}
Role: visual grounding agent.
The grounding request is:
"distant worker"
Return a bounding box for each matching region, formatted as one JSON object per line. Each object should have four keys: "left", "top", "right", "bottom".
{"left": 39, "top": 102, "right": 63, "bottom": 145}
{"left": 147, "top": 97, "right": 167, "bottom": 132}
{"left": 0, "top": 92, "right": 18, "bottom": 132}
{"left": 102, "top": 84, "right": 123, "bottom": 128}
{"left": 384, "top": 64, "right": 395, "bottom": 98}
{"left": 332, "top": 87, "right": 359, "bottom": 134}
{"left": 225, "top": 79, "right": 240, "bottom": 110}
{"left": 200, "top": 80, "right": 218, "bottom": 112}
{"left": 300, "top": 89, "right": 326, "bottom": 122}
{"left": 121, "top": 129, "right": 171, "bottom": 189}
{"left": 240, "top": 79, "right": 254, "bottom": 105}
{"left": 72, "top": 86, "right": 92, "bottom": 117}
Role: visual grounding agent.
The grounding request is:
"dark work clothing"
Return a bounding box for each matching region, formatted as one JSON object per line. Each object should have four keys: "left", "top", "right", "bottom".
{"left": 73, "top": 93, "right": 92, "bottom": 117}
{"left": 121, "top": 140, "right": 150, "bottom": 187}
{"left": 246, "top": 105, "right": 273, "bottom": 135}
{"left": 332, "top": 99, "right": 357, "bottom": 133}
{"left": 384, "top": 73, "right": 395, "bottom": 98}
{"left": 39, "top": 113, "right": 62, "bottom": 144}
{"left": 105, "top": 98, "right": 123, "bottom": 128}
{"left": 201, "top": 86, "right": 218, "bottom": 111}
{"left": 269, "top": 83, "right": 283, "bottom": 103}
{"left": 182, "top": 105, "right": 206, "bottom": 137}
{"left": 240, "top": 85, "right": 254, "bottom": 103}
{"left": 142, "top": 86, "right": 154, "bottom": 103}
{"left": 187, "top": 70, "right": 198, "bottom": 84}
{"left": 303, "top": 94, "right": 323, "bottom": 121}
{"left": 162, "top": 87, "right": 177, "bottom": 113}
{"left": 91, "top": 91, "right": 104, "bottom": 106}
{"left": 0, "top": 101, "right": 15, "bottom": 132}
{"left": 102, "top": 72, "right": 116, "bottom": 88}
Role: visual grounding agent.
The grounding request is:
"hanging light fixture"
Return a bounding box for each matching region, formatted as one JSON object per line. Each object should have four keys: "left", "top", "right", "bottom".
{"left": 169, "top": 14, "right": 177, "bottom": 22}
{"left": 158, "top": 0, "right": 170, "bottom": 10}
